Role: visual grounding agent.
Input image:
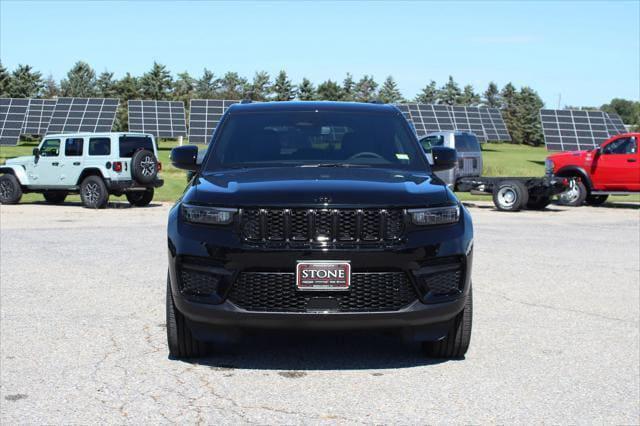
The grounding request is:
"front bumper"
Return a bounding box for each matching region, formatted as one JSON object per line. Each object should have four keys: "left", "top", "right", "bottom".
{"left": 167, "top": 203, "right": 474, "bottom": 341}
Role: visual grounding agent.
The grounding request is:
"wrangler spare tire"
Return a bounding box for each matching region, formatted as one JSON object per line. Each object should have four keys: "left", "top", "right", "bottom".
{"left": 131, "top": 149, "right": 158, "bottom": 184}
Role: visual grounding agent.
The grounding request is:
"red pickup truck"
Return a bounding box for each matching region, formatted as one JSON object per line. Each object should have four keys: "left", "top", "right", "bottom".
{"left": 546, "top": 133, "right": 640, "bottom": 205}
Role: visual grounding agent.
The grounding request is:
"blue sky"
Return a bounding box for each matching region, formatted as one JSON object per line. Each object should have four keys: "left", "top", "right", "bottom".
{"left": 1, "top": 1, "right": 638, "bottom": 107}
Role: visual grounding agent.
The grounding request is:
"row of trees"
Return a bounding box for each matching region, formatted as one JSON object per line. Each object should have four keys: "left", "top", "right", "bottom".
{"left": 1, "top": 61, "right": 636, "bottom": 145}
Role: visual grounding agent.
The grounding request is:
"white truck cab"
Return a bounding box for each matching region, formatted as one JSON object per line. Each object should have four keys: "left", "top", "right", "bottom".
{"left": 0, "top": 132, "right": 163, "bottom": 208}
{"left": 420, "top": 131, "right": 483, "bottom": 188}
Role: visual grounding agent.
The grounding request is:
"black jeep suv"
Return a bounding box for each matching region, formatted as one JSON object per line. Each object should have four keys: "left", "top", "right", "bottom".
{"left": 167, "top": 101, "right": 473, "bottom": 359}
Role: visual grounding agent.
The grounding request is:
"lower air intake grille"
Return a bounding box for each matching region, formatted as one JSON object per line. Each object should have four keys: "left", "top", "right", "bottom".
{"left": 228, "top": 272, "right": 417, "bottom": 312}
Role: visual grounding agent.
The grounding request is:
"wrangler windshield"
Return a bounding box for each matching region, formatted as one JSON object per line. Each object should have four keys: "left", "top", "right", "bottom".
{"left": 205, "top": 111, "right": 427, "bottom": 171}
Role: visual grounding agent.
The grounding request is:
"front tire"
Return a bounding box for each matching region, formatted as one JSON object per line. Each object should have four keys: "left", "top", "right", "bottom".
{"left": 166, "top": 274, "right": 209, "bottom": 359}
{"left": 423, "top": 285, "right": 473, "bottom": 359}
{"left": 80, "top": 176, "right": 109, "bottom": 209}
{"left": 586, "top": 194, "right": 608, "bottom": 206}
{"left": 492, "top": 180, "right": 529, "bottom": 211}
{"left": 0, "top": 174, "right": 22, "bottom": 204}
{"left": 126, "top": 188, "right": 154, "bottom": 207}
{"left": 557, "top": 180, "right": 587, "bottom": 206}
{"left": 43, "top": 190, "right": 68, "bottom": 204}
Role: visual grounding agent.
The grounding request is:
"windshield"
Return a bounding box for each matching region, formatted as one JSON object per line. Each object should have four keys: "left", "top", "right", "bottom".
{"left": 205, "top": 111, "right": 427, "bottom": 171}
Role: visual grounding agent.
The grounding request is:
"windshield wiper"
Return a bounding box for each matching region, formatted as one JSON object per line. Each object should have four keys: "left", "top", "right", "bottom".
{"left": 298, "top": 163, "right": 368, "bottom": 168}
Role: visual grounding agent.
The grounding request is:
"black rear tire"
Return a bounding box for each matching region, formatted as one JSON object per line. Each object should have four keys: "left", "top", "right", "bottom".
{"left": 492, "top": 180, "right": 529, "bottom": 211}
{"left": 126, "top": 188, "right": 154, "bottom": 207}
{"left": 166, "top": 273, "right": 209, "bottom": 359}
{"left": 423, "top": 285, "right": 473, "bottom": 359}
{"left": 43, "top": 190, "right": 68, "bottom": 204}
{"left": 80, "top": 175, "right": 109, "bottom": 209}
{"left": 0, "top": 174, "right": 22, "bottom": 204}
{"left": 131, "top": 149, "right": 158, "bottom": 185}
{"left": 586, "top": 194, "right": 609, "bottom": 206}
{"left": 526, "top": 195, "right": 552, "bottom": 210}
{"left": 557, "top": 180, "right": 587, "bottom": 206}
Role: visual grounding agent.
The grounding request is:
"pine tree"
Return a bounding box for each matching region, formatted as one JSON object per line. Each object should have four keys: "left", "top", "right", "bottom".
{"left": 60, "top": 61, "right": 96, "bottom": 97}
{"left": 459, "top": 85, "right": 480, "bottom": 106}
{"left": 113, "top": 73, "right": 140, "bottom": 131}
{"left": 415, "top": 80, "right": 438, "bottom": 103}
{"left": 249, "top": 71, "right": 271, "bottom": 101}
{"left": 316, "top": 80, "right": 342, "bottom": 101}
{"left": 483, "top": 82, "right": 500, "bottom": 108}
{"left": 42, "top": 74, "right": 60, "bottom": 98}
{"left": 140, "top": 62, "right": 173, "bottom": 100}
{"left": 96, "top": 71, "right": 117, "bottom": 98}
{"left": 378, "top": 76, "right": 403, "bottom": 104}
{"left": 438, "top": 76, "right": 461, "bottom": 105}
{"left": 354, "top": 75, "right": 378, "bottom": 102}
{"left": 8, "top": 64, "right": 44, "bottom": 98}
{"left": 272, "top": 70, "right": 296, "bottom": 101}
{"left": 501, "top": 82, "right": 520, "bottom": 143}
{"left": 0, "top": 62, "right": 10, "bottom": 97}
{"left": 195, "top": 69, "right": 220, "bottom": 99}
{"left": 516, "top": 86, "right": 544, "bottom": 146}
{"left": 173, "top": 71, "right": 195, "bottom": 104}
{"left": 298, "top": 78, "right": 316, "bottom": 100}
{"left": 219, "top": 72, "right": 247, "bottom": 99}
{"left": 342, "top": 73, "right": 355, "bottom": 101}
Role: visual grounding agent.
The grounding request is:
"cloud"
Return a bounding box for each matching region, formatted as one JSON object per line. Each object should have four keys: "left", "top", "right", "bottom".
{"left": 470, "top": 35, "right": 540, "bottom": 44}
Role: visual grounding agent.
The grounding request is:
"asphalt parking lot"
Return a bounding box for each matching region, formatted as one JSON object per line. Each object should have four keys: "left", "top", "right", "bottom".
{"left": 1, "top": 201, "right": 638, "bottom": 424}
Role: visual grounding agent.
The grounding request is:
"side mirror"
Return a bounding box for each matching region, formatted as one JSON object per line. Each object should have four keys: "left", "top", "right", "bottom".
{"left": 431, "top": 146, "right": 457, "bottom": 172}
{"left": 170, "top": 145, "right": 199, "bottom": 171}
{"left": 32, "top": 147, "right": 40, "bottom": 157}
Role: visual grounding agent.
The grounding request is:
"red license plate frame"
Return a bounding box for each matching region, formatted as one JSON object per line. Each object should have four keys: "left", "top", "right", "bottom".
{"left": 296, "top": 261, "right": 351, "bottom": 291}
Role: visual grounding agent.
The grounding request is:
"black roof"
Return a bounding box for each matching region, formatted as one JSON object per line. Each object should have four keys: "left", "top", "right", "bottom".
{"left": 227, "top": 101, "right": 398, "bottom": 114}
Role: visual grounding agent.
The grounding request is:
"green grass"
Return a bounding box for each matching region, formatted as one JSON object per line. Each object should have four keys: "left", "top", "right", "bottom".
{"left": 1, "top": 140, "right": 638, "bottom": 204}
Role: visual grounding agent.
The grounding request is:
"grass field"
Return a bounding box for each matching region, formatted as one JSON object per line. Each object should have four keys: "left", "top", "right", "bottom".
{"left": 1, "top": 140, "right": 638, "bottom": 204}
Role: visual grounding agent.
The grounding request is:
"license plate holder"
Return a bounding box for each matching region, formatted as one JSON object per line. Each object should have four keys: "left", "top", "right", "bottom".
{"left": 296, "top": 261, "right": 351, "bottom": 291}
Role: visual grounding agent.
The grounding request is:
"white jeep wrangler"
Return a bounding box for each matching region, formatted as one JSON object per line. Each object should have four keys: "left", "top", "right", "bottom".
{"left": 0, "top": 132, "right": 163, "bottom": 208}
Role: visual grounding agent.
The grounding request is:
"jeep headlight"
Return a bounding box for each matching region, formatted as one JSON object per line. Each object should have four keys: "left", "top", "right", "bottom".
{"left": 545, "top": 159, "right": 555, "bottom": 175}
{"left": 408, "top": 205, "right": 460, "bottom": 226}
{"left": 181, "top": 204, "right": 237, "bottom": 225}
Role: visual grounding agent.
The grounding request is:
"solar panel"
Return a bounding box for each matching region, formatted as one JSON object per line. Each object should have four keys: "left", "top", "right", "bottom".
{"left": 128, "top": 100, "right": 187, "bottom": 138}
{"left": 540, "top": 109, "right": 610, "bottom": 152}
{"left": 605, "top": 112, "right": 627, "bottom": 135}
{"left": 188, "top": 99, "right": 239, "bottom": 144}
{"left": 22, "top": 99, "right": 56, "bottom": 135}
{"left": 479, "top": 107, "right": 511, "bottom": 141}
{"left": 449, "top": 106, "right": 487, "bottom": 142}
{"left": 0, "top": 98, "right": 29, "bottom": 145}
{"left": 46, "top": 97, "right": 118, "bottom": 134}
{"left": 399, "top": 103, "right": 456, "bottom": 137}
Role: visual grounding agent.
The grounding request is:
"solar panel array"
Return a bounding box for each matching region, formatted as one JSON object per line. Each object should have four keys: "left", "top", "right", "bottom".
{"left": 0, "top": 98, "right": 29, "bottom": 145}
{"left": 188, "top": 99, "right": 239, "bottom": 144}
{"left": 449, "top": 106, "right": 487, "bottom": 142}
{"left": 479, "top": 108, "right": 511, "bottom": 141}
{"left": 540, "top": 109, "right": 611, "bottom": 151}
{"left": 128, "top": 100, "right": 187, "bottom": 138}
{"left": 606, "top": 112, "right": 627, "bottom": 134}
{"left": 396, "top": 103, "right": 511, "bottom": 142}
{"left": 47, "top": 98, "right": 118, "bottom": 134}
{"left": 22, "top": 99, "right": 56, "bottom": 135}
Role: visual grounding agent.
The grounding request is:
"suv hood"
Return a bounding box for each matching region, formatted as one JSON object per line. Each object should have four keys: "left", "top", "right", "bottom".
{"left": 4, "top": 156, "right": 34, "bottom": 166}
{"left": 186, "top": 167, "right": 453, "bottom": 208}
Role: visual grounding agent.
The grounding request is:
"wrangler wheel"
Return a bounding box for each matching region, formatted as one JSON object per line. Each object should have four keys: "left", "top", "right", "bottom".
{"left": 0, "top": 174, "right": 22, "bottom": 204}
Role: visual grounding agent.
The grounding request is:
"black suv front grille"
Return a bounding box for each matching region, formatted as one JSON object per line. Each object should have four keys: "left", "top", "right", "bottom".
{"left": 240, "top": 208, "right": 405, "bottom": 245}
{"left": 228, "top": 272, "right": 417, "bottom": 312}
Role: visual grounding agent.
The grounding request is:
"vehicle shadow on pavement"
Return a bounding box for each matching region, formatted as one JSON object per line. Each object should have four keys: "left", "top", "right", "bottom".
{"left": 182, "top": 331, "right": 455, "bottom": 371}
{"left": 463, "top": 202, "right": 567, "bottom": 213}
{"left": 18, "top": 201, "right": 165, "bottom": 209}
